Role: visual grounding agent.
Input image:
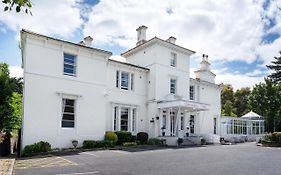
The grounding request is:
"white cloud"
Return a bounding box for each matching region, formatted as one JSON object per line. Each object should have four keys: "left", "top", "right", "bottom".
{"left": 216, "top": 72, "right": 264, "bottom": 90}
{"left": 9, "top": 66, "right": 23, "bottom": 78}
{"left": 0, "top": 0, "right": 83, "bottom": 37}
{"left": 83, "top": 0, "right": 269, "bottom": 64}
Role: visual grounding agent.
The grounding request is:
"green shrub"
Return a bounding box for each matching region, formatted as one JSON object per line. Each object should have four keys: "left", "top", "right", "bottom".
{"left": 131, "top": 135, "right": 137, "bottom": 142}
{"left": 95, "top": 140, "right": 114, "bottom": 148}
{"left": 23, "top": 141, "right": 51, "bottom": 156}
{"left": 136, "top": 132, "right": 148, "bottom": 144}
{"left": 148, "top": 138, "right": 162, "bottom": 145}
{"left": 272, "top": 132, "right": 281, "bottom": 143}
{"left": 123, "top": 142, "right": 137, "bottom": 147}
{"left": 262, "top": 132, "right": 281, "bottom": 144}
{"left": 83, "top": 140, "right": 114, "bottom": 149}
{"left": 115, "top": 131, "right": 132, "bottom": 145}
{"left": 177, "top": 138, "right": 183, "bottom": 146}
{"left": 104, "top": 131, "right": 118, "bottom": 143}
{"left": 261, "top": 134, "right": 272, "bottom": 144}
{"left": 83, "top": 140, "right": 96, "bottom": 149}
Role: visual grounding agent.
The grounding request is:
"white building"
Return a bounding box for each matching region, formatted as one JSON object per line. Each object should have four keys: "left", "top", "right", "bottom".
{"left": 20, "top": 26, "right": 221, "bottom": 149}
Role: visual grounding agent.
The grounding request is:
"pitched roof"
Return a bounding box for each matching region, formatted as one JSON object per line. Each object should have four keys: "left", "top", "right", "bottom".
{"left": 109, "top": 59, "right": 149, "bottom": 71}
{"left": 121, "top": 37, "right": 196, "bottom": 57}
{"left": 21, "top": 29, "right": 112, "bottom": 56}
{"left": 241, "top": 111, "right": 262, "bottom": 119}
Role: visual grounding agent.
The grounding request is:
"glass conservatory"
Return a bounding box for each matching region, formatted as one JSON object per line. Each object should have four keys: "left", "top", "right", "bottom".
{"left": 221, "top": 111, "right": 264, "bottom": 141}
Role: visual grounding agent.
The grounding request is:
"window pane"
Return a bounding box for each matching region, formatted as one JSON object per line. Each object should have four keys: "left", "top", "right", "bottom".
{"left": 170, "top": 53, "right": 176, "bottom": 67}
{"left": 131, "top": 74, "right": 134, "bottom": 91}
{"left": 116, "top": 71, "right": 119, "bottom": 88}
{"left": 190, "top": 86, "right": 194, "bottom": 100}
{"left": 120, "top": 107, "right": 129, "bottom": 131}
{"left": 62, "top": 98, "right": 75, "bottom": 128}
{"left": 63, "top": 53, "right": 76, "bottom": 76}
{"left": 121, "top": 72, "right": 129, "bottom": 90}
{"left": 170, "top": 79, "right": 176, "bottom": 94}
{"left": 62, "top": 121, "right": 75, "bottom": 128}
{"left": 114, "top": 106, "right": 118, "bottom": 131}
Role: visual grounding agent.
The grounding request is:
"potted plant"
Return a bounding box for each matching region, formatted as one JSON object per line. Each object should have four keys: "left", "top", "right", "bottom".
{"left": 72, "top": 140, "right": 78, "bottom": 149}
{"left": 161, "top": 126, "right": 166, "bottom": 136}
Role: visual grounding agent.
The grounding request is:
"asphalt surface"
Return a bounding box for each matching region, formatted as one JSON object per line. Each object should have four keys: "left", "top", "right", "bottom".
{"left": 14, "top": 142, "right": 281, "bottom": 175}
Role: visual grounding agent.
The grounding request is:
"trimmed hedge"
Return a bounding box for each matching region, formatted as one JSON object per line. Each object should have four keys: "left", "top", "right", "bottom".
{"left": 82, "top": 140, "right": 114, "bottom": 149}
{"left": 137, "top": 132, "right": 148, "bottom": 144}
{"left": 104, "top": 131, "right": 118, "bottom": 143}
{"left": 23, "top": 141, "right": 51, "bottom": 156}
{"left": 148, "top": 138, "right": 162, "bottom": 145}
{"left": 115, "top": 131, "right": 132, "bottom": 145}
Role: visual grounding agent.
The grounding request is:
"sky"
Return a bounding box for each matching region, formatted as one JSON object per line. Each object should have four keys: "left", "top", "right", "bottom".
{"left": 0, "top": 0, "right": 281, "bottom": 90}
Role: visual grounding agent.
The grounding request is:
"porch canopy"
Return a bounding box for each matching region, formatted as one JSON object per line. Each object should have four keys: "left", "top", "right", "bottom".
{"left": 157, "top": 99, "right": 210, "bottom": 112}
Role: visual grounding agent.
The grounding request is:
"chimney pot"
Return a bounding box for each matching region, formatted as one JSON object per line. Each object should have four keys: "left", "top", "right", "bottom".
{"left": 83, "top": 36, "right": 93, "bottom": 47}
{"left": 166, "top": 36, "right": 176, "bottom": 44}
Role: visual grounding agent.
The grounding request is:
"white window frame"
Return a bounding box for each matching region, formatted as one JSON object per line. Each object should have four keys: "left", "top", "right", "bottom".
{"left": 112, "top": 104, "right": 137, "bottom": 133}
{"left": 170, "top": 52, "right": 177, "bottom": 67}
{"left": 63, "top": 53, "right": 77, "bottom": 77}
{"left": 116, "top": 70, "right": 134, "bottom": 91}
{"left": 190, "top": 85, "right": 195, "bottom": 100}
{"left": 170, "top": 78, "right": 177, "bottom": 94}
{"left": 61, "top": 98, "right": 75, "bottom": 128}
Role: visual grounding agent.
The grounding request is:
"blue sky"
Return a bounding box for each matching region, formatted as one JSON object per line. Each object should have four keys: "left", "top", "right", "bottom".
{"left": 0, "top": 0, "right": 281, "bottom": 89}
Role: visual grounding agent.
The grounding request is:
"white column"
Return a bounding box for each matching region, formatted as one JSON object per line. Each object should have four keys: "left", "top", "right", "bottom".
{"left": 159, "top": 109, "right": 163, "bottom": 136}
{"left": 118, "top": 105, "right": 121, "bottom": 131}
{"left": 167, "top": 108, "right": 171, "bottom": 136}
{"left": 129, "top": 108, "right": 133, "bottom": 132}
{"left": 175, "top": 107, "right": 181, "bottom": 137}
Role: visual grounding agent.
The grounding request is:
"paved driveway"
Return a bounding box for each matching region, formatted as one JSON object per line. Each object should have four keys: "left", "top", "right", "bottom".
{"left": 14, "top": 143, "right": 281, "bottom": 175}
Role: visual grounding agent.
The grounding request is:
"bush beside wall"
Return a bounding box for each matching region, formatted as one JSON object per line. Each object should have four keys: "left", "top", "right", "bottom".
{"left": 115, "top": 131, "right": 132, "bottom": 145}
{"left": 137, "top": 132, "right": 148, "bottom": 144}
{"left": 82, "top": 140, "right": 114, "bottom": 149}
{"left": 104, "top": 131, "right": 118, "bottom": 143}
{"left": 23, "top": 141, "right": 51, "bottom": 156}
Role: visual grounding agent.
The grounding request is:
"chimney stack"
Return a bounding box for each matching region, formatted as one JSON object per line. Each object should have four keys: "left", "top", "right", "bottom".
{"left": 83, "top": 36, "right": 93, "bottom": 47}
{"left": 166, "top": 36, "right": 176, "bottom": 44}
{"left": 136, "top": 25, "right": 148, "bottom": 46}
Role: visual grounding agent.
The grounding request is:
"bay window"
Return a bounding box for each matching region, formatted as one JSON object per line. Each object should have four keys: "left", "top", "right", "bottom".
{"left": 112, "top": 105, "right": 137, "bottom": 133}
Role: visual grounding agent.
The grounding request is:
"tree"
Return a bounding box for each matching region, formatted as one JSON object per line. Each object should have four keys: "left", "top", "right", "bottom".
{"left": 233, "top": 87, "right": 251, "bottom": 117}
{"left": 2, "top": 0, "right": 32, "bottom": 14}
{"left": 222, "top": 100, "right": 236, "bottom": 117}
{"left": 221, "top": 84, "right": 236, "bottom": 116}
{"left": 0, "top": 63, "right": 23, "bottom": 133}
{"left": 267, "top": 51, "right": 281, "bottom": 83}
{"left": 249, "top": 78, "right": 281, "bottom": 132}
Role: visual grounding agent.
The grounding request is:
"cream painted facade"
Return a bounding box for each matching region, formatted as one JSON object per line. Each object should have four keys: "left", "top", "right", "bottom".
{"left": 20, "top": 26, "right": 221, "bottom": 149}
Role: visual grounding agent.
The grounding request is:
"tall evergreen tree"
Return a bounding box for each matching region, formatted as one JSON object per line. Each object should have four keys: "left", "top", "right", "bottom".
{"left": 267, "top": 51, "right": 281, "bottom": 83}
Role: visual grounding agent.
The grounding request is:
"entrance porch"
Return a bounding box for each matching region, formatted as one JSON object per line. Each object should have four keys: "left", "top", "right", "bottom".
{"left": 156, "top": 99, "right": 210, "bottom": 139}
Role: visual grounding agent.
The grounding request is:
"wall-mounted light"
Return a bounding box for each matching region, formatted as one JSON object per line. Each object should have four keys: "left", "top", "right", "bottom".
{"left": 150, "top": 118, "right": 155, "bottom": 123}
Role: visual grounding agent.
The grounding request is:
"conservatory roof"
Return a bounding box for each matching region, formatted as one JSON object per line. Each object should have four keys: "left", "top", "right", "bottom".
{"left": 241, "top": 111, "right": 263, "bottom": 119}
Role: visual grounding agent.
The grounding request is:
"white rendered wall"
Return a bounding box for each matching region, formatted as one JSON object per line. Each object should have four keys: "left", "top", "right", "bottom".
{"left": 22, "top": 35, "right": 109, "bottom": 148}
